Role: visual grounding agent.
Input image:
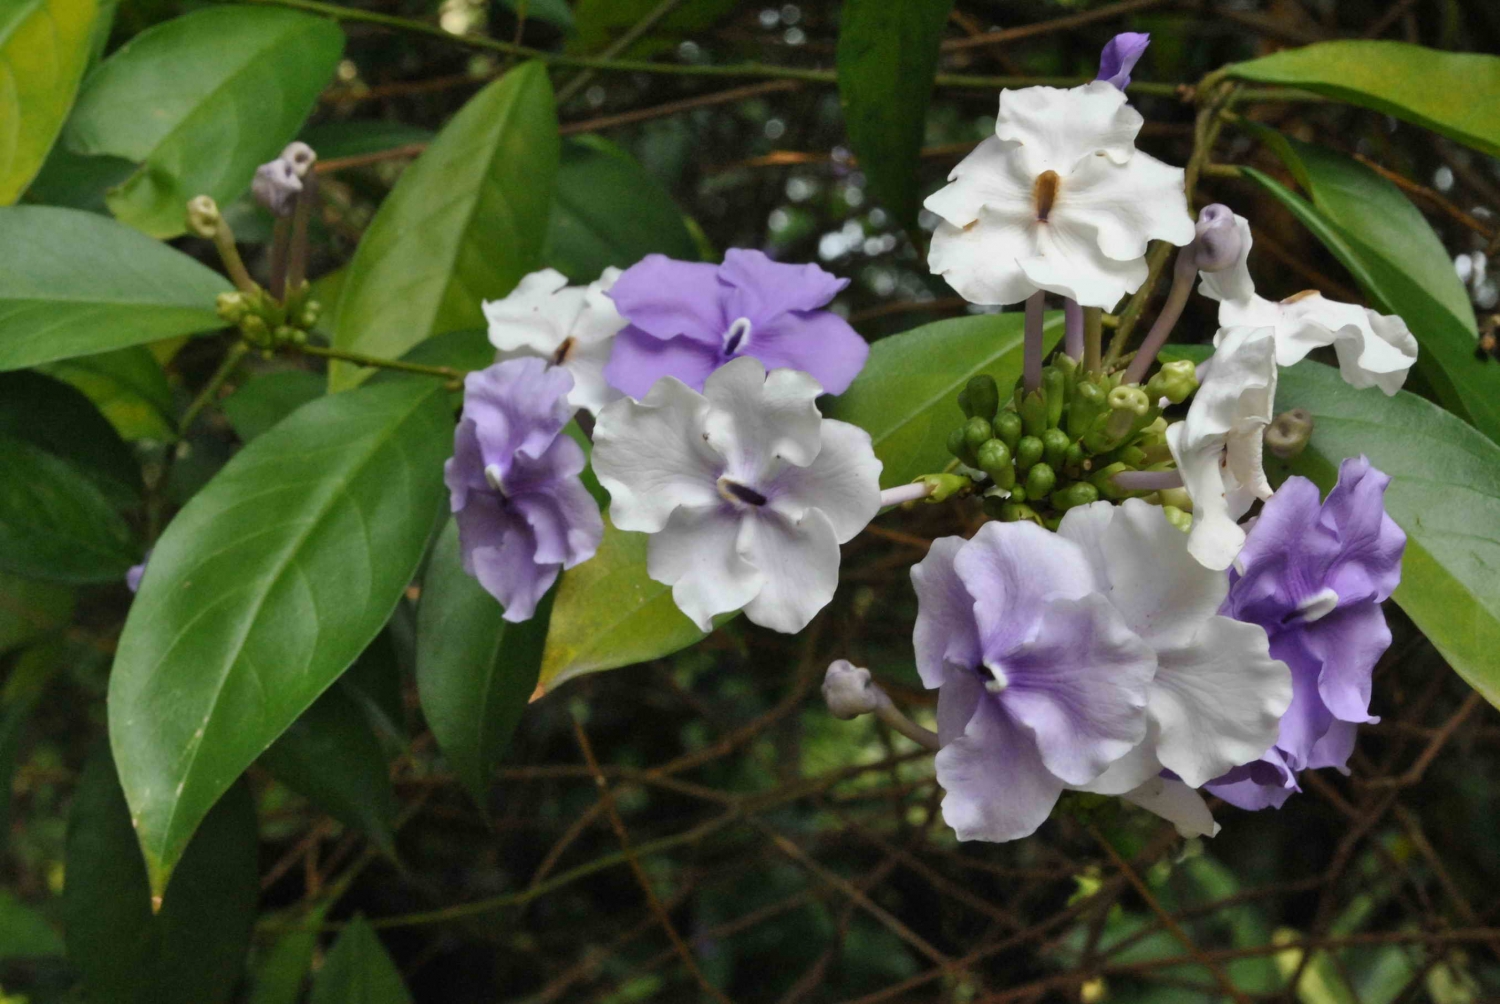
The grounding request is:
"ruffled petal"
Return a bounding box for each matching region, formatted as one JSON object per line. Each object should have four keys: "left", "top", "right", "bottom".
{"left": 744, "top": 309, "right": 869, "bottom": 396}
{"left": 606, "top": 255, "right": 725, "bottom": 344}
{"left": 483, "top": 269, "right": 580, "bottom": 356}
{"left": 1304, "top": 603, "right": 1388, "bottom": 726}
{"left": 927, "top": 217, "right": 1039, "bottom": 306}
{"left": 603, "top": 326, "right": 721, "bottom": 398}
{"left": 936, "top": 663, "right": 984, "bottom": 747}
{"left": 646, "top": 504, "right": 763, "bottom": 632}
{"left": 737, "top": 505, "right": 841, "bottom": 634}
{"left": 1268, "top": 630, "right": 1335, "bottom": 771}
{"left": 718, "top": 248, "right": 847, "bottom": 322}
{"left": 592, "top": 377, "right": 723, "bottom": 533}
{"left": 702, "top": 357, "right": 825, "bottom": 475}
{"left": 1205, "top": 749, "right": 1298, "bottom": 811}
{"left": 1016, "top": 223, "right": 1149, "bottom": 309}
{"left": 936, "top": 695, "right": 1066, "bottom": 842}
{"left": 911, "top": 536, "right": 984, "bottom": 690}
{"left": 1053, "top": 148, "right": 1194, "bottom": 261}
{"left": 995, "top": 80, "right": 1143, "bottom": 172}
{"left": 455, "top": 493, "right": 558, "bottom": 623}
{"left": 1120, "top": 775, "right": 1220, "bottom": 838}
{"left": 953, "top": 521, "right": 1099, "bottom": 657}
{"left": 511, "top": 476, "right": 604, "bottom": 571}
{"left": 1075, "top": 739, "right": 1163, "bottom": 796}
{"left": 923, "top": 135, "right": 1035, "bottom": 229}
{"left": 1321, "top": 456, "right": 1406, "bottom": 605}
{"left": 767, "top": 418, "right": 882, "bottom": 541}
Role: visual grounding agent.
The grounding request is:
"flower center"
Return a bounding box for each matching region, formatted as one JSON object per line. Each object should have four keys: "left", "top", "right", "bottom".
{"left": 1281, "top": 289, "right": 1320, "bottom": 305}
{"left": 983, "top": 664, "right": 1009, "bottom": 694}
{"left": 717, "top": 476, "right": 767, "bottom": 507}
{"left": 722, "top": 316, "right": 753, "bottom": 356}
{"left": 1032, "top": 170, "right": 1061, "bottom": 223}
{"left": 1293, "top": 586, "right": 1339, "bottom": 624}
{"left": 551, "top": 336, "right": 576, "bottom": 366}
{"left": 484, "top": 463, "right": 508, "bottom": 497}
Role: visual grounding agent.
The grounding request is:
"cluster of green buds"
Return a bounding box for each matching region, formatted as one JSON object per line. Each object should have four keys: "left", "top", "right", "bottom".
{"left": 943, "top": 355, "right": 1199, "bottom": 530}
{"left": 214, "top": 283, "right": 321, "bottom": 352}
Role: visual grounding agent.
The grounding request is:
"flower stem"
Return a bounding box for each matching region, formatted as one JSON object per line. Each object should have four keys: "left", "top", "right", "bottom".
{"left": 1023, "top": 290, "right": 1045, "bottom": 393}
{"left": 180, "top": 341, "right": 250, "bottom": 436}
{"left": 874, "top": 701, "right": 940, "bottom": 752}
{"left": 269, "top": 217, "right": 291, "bottom": 301}
{"left": 285, "top": 173, "right": 319, "bottom": 293}
{"left": 879, "top": 482, "right": 935, "bottom": 508}
{"left": 1111, "top": 468, "right": 1183, "bottom": 493}
{"left": 1083, "top": 307, "right": 1103, "bottom": 375}
{"left": 1063, "top": 298, "right": 1084, "bottom": 360}
{"left": 1122, "top": 247, "right": 1198, "bottom": 385}
{"left": 295, "top": 343, "right": 466, "bottom": 382}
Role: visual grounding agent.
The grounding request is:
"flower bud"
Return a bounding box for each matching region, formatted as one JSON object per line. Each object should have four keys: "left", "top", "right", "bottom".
{"left": 185, "top": 195, "right": 221, "bottom": 238}
{"left": 1024, "top": 462, "right": 1056, "bottom": 499}
{"left": 998, "top": 502, "right": 1043, "bottom": 525}
{"left": 1041, "top": 366, "right": 1066, "bottom": 429}
{"left": 1068, "top": 379, "right": 1108, "bottom": 439}
{"left": 822, "top": 660, "right": 884, "bottom": 720}
{"left": 1015, "top": 435, "right": 1044, "bottom": 472}
{"left": 963, "top": 374, "right": 1000, "bottom": 421}
{"left": 1107, "top": 384, "right": 1151, "bottom": 417}
{"left": 1265, "top": 408, "right": 1314, "bottom": 458}
{"left": 1019, "top": 388, "right": 1048, "bottom": 437}
{"left": 1040, "top": 428, "right": 1070, "bottom": 469}
{"left": 252, "top": 157, "right": 303, "bottom": 217}
{"left": 215, "top": 291, "right": 248, "bottom": 324}
{"left": 913, "top": 473, "right": 973, "bottom": 503}
{"left": 1159, "top": 487, "right": 1193, "bottom": 511}
{"left": 1161, "top": 505, "right": 1193, "bottom": 533}
{"left": 993, "top": 411, "right": 1023, "bottom": 451}
{"left": 280, "top": 141, "right": 317, "bottom": 178}
{"left": 946, "top": 427, "right": 970, "bottom": 464}
{"left": 976, "top": 439, "right": 1015, "bottom": 489}
{"left": 1090, "top": 461, "right": 1134, "bottom": 499}
{"left": 1145, "top": 359, "right": 1199, "bottom": 404}
{"left": 239, "top": 314, "right": 270, "bottom": 345}
{"left": 1192, "top": 204, "right": 1242, "bottom": 273}
{"left": 963, "top": 416, "right": 994, "bottom": 455}
{"left": 1051, "top": 481, "right": 1100, "bottom": 512}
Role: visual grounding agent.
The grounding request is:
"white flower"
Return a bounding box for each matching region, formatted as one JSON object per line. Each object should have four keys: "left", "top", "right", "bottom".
{"left": 1058, "top": 500, "right": 1292, "bottom": 812}
{"left": 1200, "top": 213, "right": 1417, "bottom": 395}
{"left": 1166, "top": 326, "right": 1278, "bottom": 570}
{"left": 483, "top": 268, "right": 627, "bottom": 416}
{"left": 592, "top": 356, "right": 883, "bottom": 634}
{"left": 924, "top": 81, "right": 1195, "bottom": 309}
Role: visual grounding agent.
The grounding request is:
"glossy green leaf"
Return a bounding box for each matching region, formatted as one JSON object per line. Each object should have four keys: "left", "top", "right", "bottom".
{"left": 1242, "top": 167, "right": 1500, "bottom": 445}
{"left": 824, "top": 312, "right": 1062, "bottom": 488}
{"left": 0, "top": 205, "right": 229, "bottom": 370}
{"left": 543, "top": 134, "right": 698, "bottom": 284}
{"left": 108, "top": 379, "right": 452, "bottom": 893}
{"left": 309, "top": 916, "right": 413, "bottom": 1004}
{"left": 0, "top": 891, "right": 64, "bottom": 960}
{"left": 65, "top": 6, "right": 344, "bottom": 237}
{"left": 0, "top": 571, "right": 73, "bottom": 655}
{"left": 417, "top": 520, "right": 550, "bottom": 806}
{"left": 331, "top": 62, "right": 558, "bottom": 390}
{"left": 835, "top": 0, "right": 954, "bottom": 230}
{"left": 1227, "top": 41, "right": 1500, "bottom": 158}
{"left": 0, "top": 0, "right": 98, "bottom": 203}
{"left": 568, "top": 0, "right": 735, "bottom": 58}
{"left": 222, "top": 369, "right": 326, "bottom": 443}
{"left": 539, "top": 515, "right": 718, "bottom": 694}
{"left": 261, "top": 683, "right": 399, "bottom": 856}
{"left": 64, "top": 744, "right": 258, "bottom": 1004}
{"left": 0, "top": 432, "right": 139, "bottom": 584}
{"left": 1272, "top": 359, "right": 1500, "bottom": 711}
{"left": 0, "top": 369, "right": 140, "bottom": 503}
{"left": 247, "top": 904, "right": 326, "bottom": 1004}
{"left": 40, "top": 345, "right": 176, "bottom": 441}
{"left": 22, "top": 142, "right": 136, "bottom": 214}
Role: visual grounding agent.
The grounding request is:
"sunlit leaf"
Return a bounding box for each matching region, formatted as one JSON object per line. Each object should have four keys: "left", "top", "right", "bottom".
{"left": 39, "top": 345, "right": 176, "bottom": 442}
{"left": 0, "top": 0, "right": 98, "bottom": 204}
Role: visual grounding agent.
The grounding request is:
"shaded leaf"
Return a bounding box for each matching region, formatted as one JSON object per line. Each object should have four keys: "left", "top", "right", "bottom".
{"left": 417, "top": 520, "right": 550, "bottom": 806}
{"left": 0, "top": 642, "right": 57, "bottom": 856}
{"left": 835, "top": 0, "right": 954, "bottom": 230}
{"left": 309, "top": 916, "right": 413, "bottom": 1004}
{"left": 0, "top": 891, "right": 64, "bottom": 961}
{"left": 64, "top": 744, "right": 258, "bottom": 1004}
{"left": 261, "top": 684, "right": 399, "bottom": 857}
{"left": 824, "top": 312, "right": 1062, "bottom": 488}
{"left": 108, "top": 379, "right": 452, "bottom": 893}
{"left": 0, "top": 572, "right": 73, "bottom": 656}
{"left": 39, "top": 345, "right": 176, "bottom": 441}
{"left": 299, "top": 120, "right": 434, "bottom": 161}
{"left": 1228, "top": 41, "right": 1500, "bottom": 158}
{"left": 65, "top": 6, "right": 344, "bottom": 237}
{"left": 543, "top": 134, "right": 698, "bottom": 284}
{"left": 22, "top": 143, "right": 135, "bottom": 214}
{"left": 331, "top": 62, "right": 558, "bottom": 390}
{"left": 247, "top": 904, "right": 326, "bottom": 1004}
{"left": 0, "top": 0, "right": 98, "bottom": 204}
{"left": 500, "top": 0, "right": 573, "bottom": 31}
{"left": 222, "top": 369, "right": 326, "bottom": 443}
{"left": 0, "top": 205, "right": 229, "bottom": 370}
{"left": 0, "top": 369, "right": 140, "bottom": 503}
{"left": 568, "top": 0, "right": 735, "bottom": 58}
{"left": 0, "top": 432, "right": 138, "bottom": 584}
{"left": 1242, "top": 167, "right": 1500, "bottom": 446}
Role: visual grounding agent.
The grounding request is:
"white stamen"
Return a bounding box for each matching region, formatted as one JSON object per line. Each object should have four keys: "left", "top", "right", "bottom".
{"left": 723, "top": 316, "right": 753, "bottom": 355}
{"left": 1296, "top": 586, "right": 1339, "bottom": 624}
{"left": 985, "top": 665, "right": 1009, "bottom": 694}
{"left": 484, "top": 463, "right": 507, "bottom": 495}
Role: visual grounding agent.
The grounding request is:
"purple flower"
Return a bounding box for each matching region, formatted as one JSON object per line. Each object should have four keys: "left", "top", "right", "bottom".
{"left": 1096, "top": 32, "right": 1150, "bottom": 91}
{"left": 444, "top": 358, "right": 604, "bottom": 622}
{"left": 126, "top": 554, "right": 149, "bottom": 593}
{"left": 603, "top": 250, "right": 869, "bottom": 399}
{"left": 1208, "top": 457, "right": 1405, "bottom": 808}
{"left": 911, "top": 522, "right": 1156, "bottom": 841}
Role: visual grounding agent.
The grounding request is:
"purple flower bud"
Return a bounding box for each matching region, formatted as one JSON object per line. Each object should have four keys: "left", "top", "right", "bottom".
{"left": 280, "top": 141, "right": 317, "bottom": 178}
{"left": 1096, "top": 32, "right": 1150, "bottom": 91}
{"left": 126, "top": 554, "right": 149, "bottom": 593}
{"left": 1193, "top": 204, "right": 1243, "bottom": 273}
{"left": 822, "top": 660, "right": 885, "bottom": 720}
{"left": 252, "top": 158, "right": 303, "bottom": 217}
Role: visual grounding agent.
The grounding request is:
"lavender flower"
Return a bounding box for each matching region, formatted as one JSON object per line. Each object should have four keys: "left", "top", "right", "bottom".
{"left": 1097, "top": 32, "right": 1150, "bottom": 91}
{"left": 126, "top": 555, "right": 149, "bottom": 593}
{"left": 603, "top": 250, "right": 869, "bottom": 398}
{"left": 444, "top": 358, "right": 604, "bottom": 622}
{"left": 1209, "top": 457, "right": 1405, "bottom": 808}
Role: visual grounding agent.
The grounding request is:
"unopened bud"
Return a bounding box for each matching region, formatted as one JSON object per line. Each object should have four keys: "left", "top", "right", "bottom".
{"left": 1024, "top": 462, "right": 1056, "bottom": 499}
{"left": 1015, "top": 435, "right": 1044, "bottom": 472}
{"left": 216, "top": 291, "right": 248, "bottom": 324}
{"left": 913, "top": 473, "right": 973, "bottom": 503}
{"left": 1146, "top": 359, "right": 1199, "bottom": 405}
{"left": 252, "top": 158, "right": 303, "bottom": 217}
{"left": 963, "top": 374, "right": 1000, "bottom": 421}
{"left": 963, "top": 416, "right": 994, "bottom": 455}
{"left": 1051, "top": 481, "right": 1100, "bottom": 512}
{"left": 976, "top": 439, "right": 1015, "bottom": 489}
{"left": 185, "top": 195, "right": 221, "bottom": 238}
{"left": 822, "top": 660, "right": 885, "bottom": 720}
{"left": 239, "top": 314, "right": 270, "bottom": 345}
{"left": 993, "top": 411, "right": 1023, "bottom": 451}
{"left": 1107, "top": 384, "right": 1151, "bottom": 417}
{"left": 1193, "top": 204, "right": 1242, "bottom": 273}
{"left": 280, "top": 141, "right": 317, "bottom": 178}
{"left": 298, "top": 299, "right": 323, "bottom": 329}
{"left": 1040, "top": 428, "right": 1070, "bottom": 469}
{"left": 1159, "top": 487, "right": 1193, "bottom": 511}
{"left": 1265, "top": 408, "right": 1314, "bottom": 458}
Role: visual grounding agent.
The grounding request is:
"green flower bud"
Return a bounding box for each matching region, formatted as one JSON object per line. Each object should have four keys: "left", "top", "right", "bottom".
{"left": 273, "top": 324, "right": 297, "bottom": 346}
{"left": 1019, "top": 389, "right": 1048, "bottom": 438}
{"left": 976, "top": 439, "right": 1015, "bottom": 489}
{"left": 1145, "top": 359, "right": 1199, "bottom": 404}
{"left": 1068, "top": 379, "right": 1108, "bottom": 439}
{"left": 1040, "top": 428, "right": 1070, "bottom": 469}
{"left": 964, "top": 374, "right": 1000, "bottom": 421}
{"left": 1015, "top": 435, "right": 1044, "bottom": 472}
{"left": 947, "top": 427, "right": 969, "bottom": 464}
{"left": 298, "top": 298, "right": 322, "bottom": 330}
{"left": 1107, "top": 384, "right": 1151, "bottom": 418}
{"left": 1024, "top": 462, "right": 1056, "bottom": 499}
{"left": 1064, "top": 440, "right": 1086, "bottom": 471}
{"left": 981, "top": 493, "right": 1008, "bottom": 520}
{"left": 185, "top": 195, "right": 221, "bottom": 238}
{"left": 963, "top": 416, "right": 994, "bottom": 455}
{"left": 993, "top": 411, "right": 1023, "bottom": 451}
{"left": 239, "top": 314, "right": 270, "bottom": 346}
{"left": 914, "top": 473, "right": 973, "bottom": 503}
{"left": 1042, "top": 366, "right": 1066, "bottom": 429}
{"left": 1051, "top": 481, "right": 1100, "bottom": 512}
{"left": 999, "top": 502, "right": 1043, "bottom": 525}
{"left": 1090, "top": 462, "right": 1134, "bottom": 499}
{"left": 1159, "top": 487, "right": 1193, "bottom": 512}
{"left": 215, "top": 291, "right": 248, "bottom": 324}
{"left": 1008, "top": 485, "right": 1027, "bottom": 503}
{"left": 1162, "top": 505, "right": 1192, "bottom": 533}
{"left": 957, "top": 385, "right": 973, "bottom": 418}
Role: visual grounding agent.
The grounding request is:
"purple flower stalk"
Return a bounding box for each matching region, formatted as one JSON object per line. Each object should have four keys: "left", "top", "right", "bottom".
{"left": 1096, "top": 32, "right": 1150, "bottom": 91}
{"left": 603, "top": 249, "right": 869, "bottom": 398}
{"left": 1208, "top": 457, "right": 1405, "bottom": 809}
{"left": 444, "top": 358, "right": 604, "bottom": 622}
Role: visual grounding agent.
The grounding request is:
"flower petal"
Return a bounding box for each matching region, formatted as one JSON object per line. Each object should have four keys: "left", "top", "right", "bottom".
{"left": 936, "top": 663, "right": 984, "bottom": 747}
{"left": 995, "top": 80, "right": 1143, "bottom": 172}
{"left": 702, "top": 357, "right": 825, "bottom": 473}
{"left": 1054, "top": 148, "right": 1194, "bottom": 261}
{"left": 924, "top": 135, "right": 1035, "bottom": 230}
{"left": 1120, "top": 775, "right": 1220, "bottom": 838}
{"left": 911, "top": 536, "right": 984, "bottom": 690}
{"left": 606, "top": 254, "right": 725, "bottom": 344}
{"left": 936, "top": 695, "right": 1065, "bottom": 842}
{"left": 745, "top": 309, "right": 870, "bottom": 396}
{"left": 1197, "top": 212, "right": 1256, "bottom": 306}
{"left": 737, "top": 505, "right": 841, "bottom": 634}
{"left": 603, "top": 327, "right": 721, "bottom": 398}
{"left": 511, "top": 476, "right": 604, "bottom": 571}
{"left": 1016, "top": 223, "right": 1148, "bottom": 309}
{"left": 768, "top": 418, "right": 882, "bottom": 541}
{"left": 953, "top": 521, "right": 1099, "bottom": 657}
{"left": 1205, "top": 749, "right": 1298, "bottom": 811}
{"left": 647, "top": 504, "right": 763, "bottom": 632}
{"left": 592, "top": 377, "right": 723, "bottom": 533}
{"left": 1305, "top": 603, "right": 1387, "bottom": 726}
{"left": 718, "top": 248, "right": 848, "bottom": 322}
{"left": 1320, "top": 456, "right": 1406, "bottom": 606}
{"left": 484, "top": 268, "right": 578, "bottom": 356}
{"left": 927, "top": 217, "right": 1039, "bottom": 306}
{"left": 455, "top": 493, "right": 558, "bottom": 623}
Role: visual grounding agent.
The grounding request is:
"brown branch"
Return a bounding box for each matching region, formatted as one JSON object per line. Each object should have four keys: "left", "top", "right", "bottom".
{"left": 1353, "top": 153, "right": 1497, "bottom": 241}
{"left": 940, "top": 0, "right": 1174, "bottom": 52}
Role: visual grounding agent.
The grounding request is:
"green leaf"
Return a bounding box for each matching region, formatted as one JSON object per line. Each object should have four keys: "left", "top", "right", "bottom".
{"left": 108, "top": 378, "right": 452, "bottom": 893}
{"left": 539, "top": 514, "right": 719, "bottom": 694}
{"left": 0, "top": 644, "right": 54, "bottom": 856}
{"left": 310, "top": 916, "right": 413, "bottom": 1004}
{"left": 500, "top": 0, "right": 573, "bottom": 31}
{"left": 0, "top": 571, "right": 73, "bottom": 656}
{"left": 298, "top": 120, "right": 434, "bottom": 161}
{"left": 222, "top": 369, "right": 326, "bottom": 443}
{"left": 835, "top": 0, "right": 954, "bottom": 230}
{"left": 260, "top": 683, "right": 399, "bottom": 856}
{"left": 568, "top": 0, "right": 735, "bottom": 58}
{"left": 1271, "top": 359, "right": 1500, "bottom": 711}
{"left": 0, "top": 432, "right": 139, "bottom": 584}
{"left": 0, "top": 0, "right": 98, "bottom": 203}
{"left": 0, "top": 369, "right": 141, "bottom": 504}
{"left": 1241, "top": 167, "right": 1500, "bottom": 445}
{"left": 0, "top": 205, "right": 229, "bottom": 370}
{"left": 824, "top": 312, "right": 1062, "bottom": 488}
{"left": 416, "top": 520, "right": 550, "bottom": 807}
{"left": 64, "top": 744, "right": 258, "bottom": 1004}
{"left": 39, "top": 345, "right": 176, "bottom": 441}
{"left": 1227, "top": 41, "right": 1500, "bottom": 158}
{"left": 543, "top": 134, "right": 698, "bottom": 284}
{"left": 0, "top": 891, "right": 64, "bottom": 961}
{"left": 248, "top": 904, "right": 326, "bottom": 1004}
{"left": 21, "top": 142, "right": 136, "bottom": 214}
{"left": 331, "top": 62, "right": 558, "bottom": 390}
{"left": 65, "top": 6, "right": 344, "bottom": 237}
